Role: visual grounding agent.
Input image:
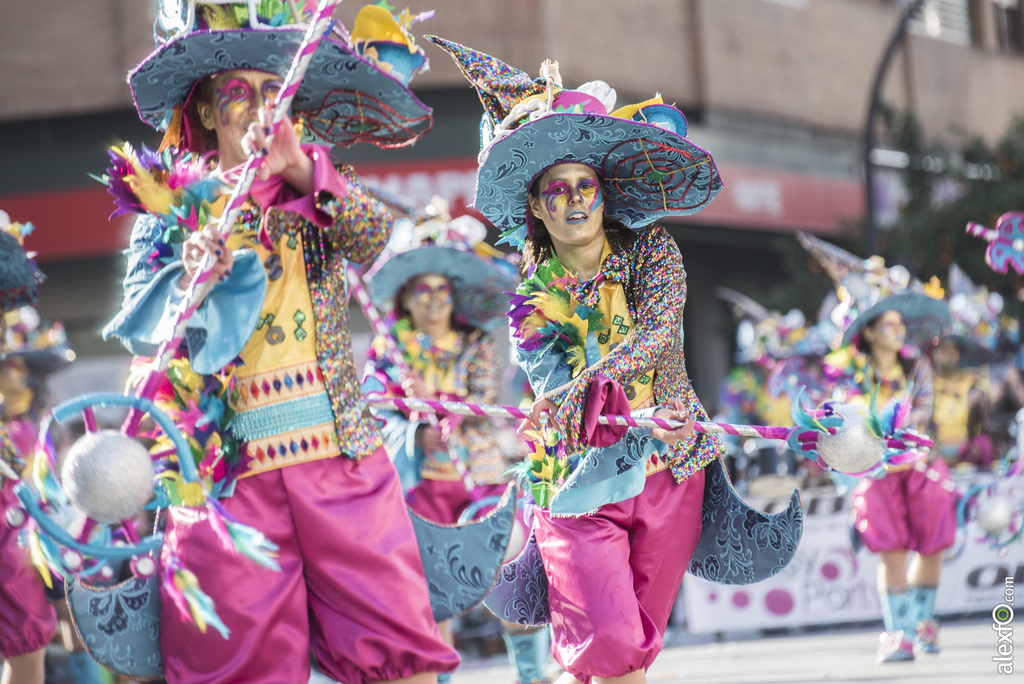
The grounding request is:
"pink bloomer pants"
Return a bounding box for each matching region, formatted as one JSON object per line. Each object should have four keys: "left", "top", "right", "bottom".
{"left": 0, "top": 477, "right": 56, "bottom": 658}
{"left": 534, "top": 467, "right": 705, "bottom": 684}
{"left": 160, "top": 447, "right": 459, "bottom": 684}
{"left": 851, "top": 458, "right": 957, "bottom": 555}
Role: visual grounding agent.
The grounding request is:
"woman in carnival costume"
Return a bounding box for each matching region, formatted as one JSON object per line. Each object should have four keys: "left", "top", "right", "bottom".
{"left": 101, "top": 2, "right": 458, "bottom": 682}
{"left": 0, "top": 216, "right": 55, "bottom": 684}
{"left": 430, "top": 39, "right": 804, "bottom": 684}
{"left": 361, "top": 201, "right": 550, "bottom": 684}
{"left": 811, "top": 241, "right": 955, "bottom": 662}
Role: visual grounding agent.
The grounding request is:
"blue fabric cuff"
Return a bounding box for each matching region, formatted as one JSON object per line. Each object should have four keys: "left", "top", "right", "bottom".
{"left": 103, "top": 251, "right": 267, "bottom": 373}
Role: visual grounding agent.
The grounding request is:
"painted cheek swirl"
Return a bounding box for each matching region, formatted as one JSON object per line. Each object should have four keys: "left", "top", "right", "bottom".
{"left": 541, "top": 181, "right": 570, "bottom": 219}
{"left": 216, "top": 78, "right": 255, "bottom": 125}
{"left": 579, "top": 180, "right": 603, "bottom": 213}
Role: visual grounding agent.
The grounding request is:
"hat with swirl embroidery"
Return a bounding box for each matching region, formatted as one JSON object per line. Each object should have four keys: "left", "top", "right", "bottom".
{"left": 130, "top": 0, "right": 434, "bottom": 151}
{"left": 364, "top": 197, "right": 518, "bottom": 332}
{"left": 796, "top": 233, "right": 950, "bottom": 348}
{"left": 426, "top": 37, "right": 722, "bottom": 245}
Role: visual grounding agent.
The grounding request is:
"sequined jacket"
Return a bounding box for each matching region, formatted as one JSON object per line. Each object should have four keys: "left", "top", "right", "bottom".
{"left": 104, "top": 146, "right": 389, "bottom": 474}
{"left": 363, "top": 329, "right": 506, "bottom": 489}
{"left": 524, "top": 224, "right": 723, "bottom": 485}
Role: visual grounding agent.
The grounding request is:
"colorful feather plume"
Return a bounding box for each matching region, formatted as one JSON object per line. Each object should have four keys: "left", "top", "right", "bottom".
{"left": 163, "top": 552, "right": 230, "bottom": 639}
{"left": 506, "top": 427, "right": 568, "bottom": 508}
{"left": 205, "top": 498, "right": 280, "bottom": 571}
{"left": 509, "top": 258, "right": 605, "bottom": 378}
{"left": 94, "top": 143, "right": 225, "bottom": 269}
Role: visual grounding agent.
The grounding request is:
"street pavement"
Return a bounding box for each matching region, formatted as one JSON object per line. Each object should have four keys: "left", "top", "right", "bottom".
{"left": 438, "top": 616, "right": 1010, "bottom": 684}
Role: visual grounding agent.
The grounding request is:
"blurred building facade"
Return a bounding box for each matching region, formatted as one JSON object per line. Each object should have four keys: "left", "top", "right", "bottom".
{"left": 3, "top": 0, "right": 1024, "bottom": 407}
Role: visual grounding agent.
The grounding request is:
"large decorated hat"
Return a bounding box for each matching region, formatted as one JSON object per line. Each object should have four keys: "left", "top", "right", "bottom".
{"left": 130, "top": 0, "right": 434, "bottom": 149}
{"left": 364, "top": 197, "right": 518, "bottom": 331}
{"left": 3, "top": 306, "right": 75, "bottom": 375}
{"left": 718, "top": 287, "right": 833, "bottom": 364}
{"left": 0, "top": 212, "right": 39, "bottom": 314}
{"left": 796, "top": 233, "right": 950, "bottom": 348}
{"left": 427, "top": 37, "right": 722, "bottom": 239}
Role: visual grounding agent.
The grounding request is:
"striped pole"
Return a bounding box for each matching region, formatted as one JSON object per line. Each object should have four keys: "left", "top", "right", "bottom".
{"left": 348, "top": 266, "right": 478, "bottom": 492}
{"left": 365, "top": 395, "right": 795, "bottom": 440}
{"left": 123, "top": 0, "right": 341, "bottom": 435}
{"left": 965, "top": 222, "right": 998, "bottom": 242}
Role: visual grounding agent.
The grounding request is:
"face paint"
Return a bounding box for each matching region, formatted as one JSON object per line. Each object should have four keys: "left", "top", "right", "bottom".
{"left": 412, "top": 281, "right": 453, "bottom": 304}
{"left": 214, "top": 77, "right": 283, "bottom": 125}
{"left": 215, "top": 78, "right": 254, "bottom": 126}
{"left": 540, "top": 178, "right": 603, "bottom": 225}
{"left": 529, "top": 163, "right": 607, "bottom": 250}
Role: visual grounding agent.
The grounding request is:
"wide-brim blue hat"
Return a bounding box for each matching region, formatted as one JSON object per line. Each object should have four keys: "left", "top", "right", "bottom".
{"left": 841, "top": 292, "right": 951, "bottom": 348}
{"left": 476, "top": 114, "right": 721, "bottom": 231}
{"left": 367, "top": 246, "right": 517, "bottom": 332}
{"left": 130, "top": 3, "right": 432, "bottom": 148}
{"left": 364, "top": 212, "right": 518, "bottom": 332}
{"left": 427, "top": 37, "right": 722, "bottom": 232}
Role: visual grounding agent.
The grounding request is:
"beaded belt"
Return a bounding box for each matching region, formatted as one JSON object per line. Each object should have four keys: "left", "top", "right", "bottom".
{"left": 233, "top": 360, "right": 342, "bottom": 476}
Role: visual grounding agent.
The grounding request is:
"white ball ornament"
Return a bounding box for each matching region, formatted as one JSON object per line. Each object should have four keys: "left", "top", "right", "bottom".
{"left": 814, "top": 404, "right": 885, "bottom": 474}
{"left": 61, "top": 430, "right": 155, "bottom": 524}
{"left": 976, "top": 496, "right": 1013, "bottom": 535}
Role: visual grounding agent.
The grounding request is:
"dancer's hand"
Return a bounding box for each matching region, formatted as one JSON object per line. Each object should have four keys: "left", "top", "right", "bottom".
{"left": 242, "top": 105, "right": 314, "bottom": 195}
{"left": 418, "top": 425, "right": 445, "bottom": 458}
{"left": 181, "top": 224, "right": 234, "bottom": 288}
{"left": 651, "top": 398, "right": 695, "bottom": 446}
{"left": 400, "top": 372, "right": 430, "bottom": 399}
{"left": 529, "top": 397, "right": 558, "bottom": 431}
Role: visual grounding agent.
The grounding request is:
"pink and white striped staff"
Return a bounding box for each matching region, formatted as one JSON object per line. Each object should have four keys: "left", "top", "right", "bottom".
{"left": 347, "top": 265, "right": 478, "bottom": 492}
{"left": 366, "top": 395, "right": 796, "bottom": 440}
{"left": 123, "top": 0, "right": 341, "bottom": 434}
{"left": 965, "top": 221, "right": 999, "bottom": 242}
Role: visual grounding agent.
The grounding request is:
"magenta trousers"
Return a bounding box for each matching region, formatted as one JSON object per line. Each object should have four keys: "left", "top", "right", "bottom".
{"left": 160, "top": 449, "right": 459, "bottom": 684}
{"left": 851, "top": 458, "right": 957, "bottom": 555}
{"left": 0, "top": 478, "right": 56, "bottom": 658}
{"left": 534, "top": 468, "right": 705, "bottom": 684}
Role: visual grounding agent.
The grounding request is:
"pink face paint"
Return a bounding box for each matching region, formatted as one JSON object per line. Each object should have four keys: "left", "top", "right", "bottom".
{"left": 540, "top": 181, "right": 571, "bottom": 219}
{"left": 215, "top": 78, "right": 254, "bottom": 126}
{"left": 540, "top": 178, "right": 603, "bottom": 225}
{"left": 412, "top": 282, "right": 453, "bottom": 303}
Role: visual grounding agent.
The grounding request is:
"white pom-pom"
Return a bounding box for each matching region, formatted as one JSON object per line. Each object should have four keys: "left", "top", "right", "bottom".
{"left": 61, "top": 430, "right": 155, "bottom": 524}
{"left": 976, "top": 496, "right": 1013, "bottom": 535}
{"left": 815, "top": 404, "right": 885, "bottom": 474}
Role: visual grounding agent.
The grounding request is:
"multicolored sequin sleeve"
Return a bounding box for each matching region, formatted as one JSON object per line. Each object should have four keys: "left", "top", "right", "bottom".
{"left": 311, "top": 163, "right": 392, "bottom": 267}
{"left": 540, "top": 227, "right": 688, "bottom": 454}
{"left": 0, "top": 421, "right": 23, "bottom": 475}
{"left": 459, "top": 334, "right": 507, "bottom": 484}
{"left": 907, "top": 356, "right": 935, "bottom": 434}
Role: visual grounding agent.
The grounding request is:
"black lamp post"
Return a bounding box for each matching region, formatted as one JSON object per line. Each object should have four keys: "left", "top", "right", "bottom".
{"left": 863, "top": 0, "right": 926, "bottom": 254}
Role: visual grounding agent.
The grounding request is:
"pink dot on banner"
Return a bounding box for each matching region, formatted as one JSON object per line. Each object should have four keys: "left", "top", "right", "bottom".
{"left": 708, "top": 592, "right": 717, "bottom": 603}
{"left": 731, "top": 591, "right": 750, "bottom": 609}
{"left": 821, "top": 562, "right": 839, "bottom": 580}
{"left": 765, "top": 589, "right": 794, "bottom": 616}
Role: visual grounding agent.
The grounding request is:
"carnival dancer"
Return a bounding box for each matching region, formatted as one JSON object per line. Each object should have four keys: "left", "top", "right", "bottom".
{"left": 816, "top": 260, "right": 955, "bottom": 662}
{"left": 427, "top": 39, "right": 799, "bottom": 684}
{"left": 101, "top": 2, "right": 458, "bottom": 682}
{"left": 0, "top": 216, "right": 55, "bottom": 684}
{"left": 361, "top": 201, "right": 549, "bottom": 683}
